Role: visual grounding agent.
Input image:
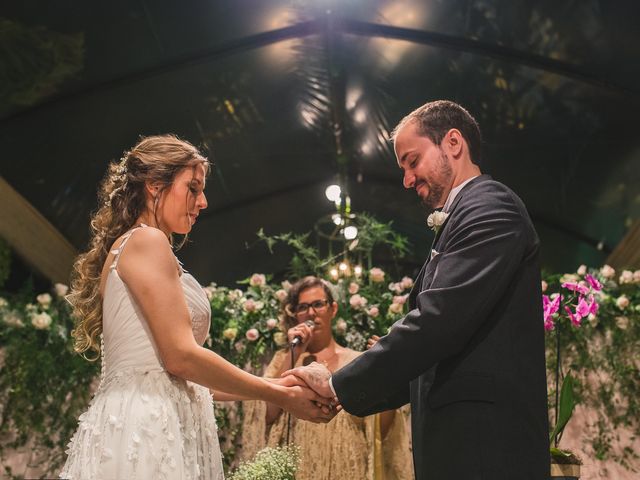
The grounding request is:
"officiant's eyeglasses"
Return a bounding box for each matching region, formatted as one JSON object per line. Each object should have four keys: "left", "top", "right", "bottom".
{"left": 293, "top": 299, "right": 330, "bottom": 316}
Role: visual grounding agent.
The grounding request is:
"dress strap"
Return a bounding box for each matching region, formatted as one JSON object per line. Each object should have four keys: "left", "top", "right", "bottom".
{"left": 109, "top": 224, "right": 148, "bottom": 270}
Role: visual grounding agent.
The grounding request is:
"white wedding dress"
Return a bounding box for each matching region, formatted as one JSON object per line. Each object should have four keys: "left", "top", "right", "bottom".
{"left": 61, "top": 225, "right": 224, "bottom": 479}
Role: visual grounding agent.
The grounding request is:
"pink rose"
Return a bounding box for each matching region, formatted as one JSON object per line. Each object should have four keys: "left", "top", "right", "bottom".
{"left": 367, "top": 306, "right": 379, "bottom": 318}
{"left": 348, "top": 282, "right": 359, "bottom": 295}
{"left": 349, "top": 294, "right": 368, "bottom": 310}
{"left": 266, "top": 318, "right": 278, "bottom": 330}
{"left": 388, "top": 302, "right": 403, "bottom": 315}
{"left": 401, "top": 276, "right": 414, "bottom": 290}
{"left": 249, "top": 274, "right": 266, "bottom": 287}
{"left": 577, "top": 265, "right": 587, "bottom": 276}
{"left": 275, "top": 289, "right": 288, "bottom": 302}
{"left": 393, "top": 295, "right": 408, "bottom": 305}
{"left": 388, "top": 282, "right": 403, "bottom": 294}
{"left": 243, "top": 299, "right": 256, "bottom": 312}
{"left": 619, "top": 270, "right": 634, "bottom": 285}
{"left": 600, "top": 265, "right": 615, "bottom": 279}
{"left": 634, "top": 270, "right": 640, "bottom": 283}
{"left": 616, "top": 295, "right": 629, "bottom": 310}
{"left": 369, "top": 268, "right": 385, "bottom": 283}
{"left": 245, "top": 328, "right": 259, "bottom": 341}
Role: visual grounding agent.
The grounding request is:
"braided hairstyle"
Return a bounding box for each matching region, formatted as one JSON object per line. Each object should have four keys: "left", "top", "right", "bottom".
{"left": 67, "top": 134, "right": 209, "bottom": 359}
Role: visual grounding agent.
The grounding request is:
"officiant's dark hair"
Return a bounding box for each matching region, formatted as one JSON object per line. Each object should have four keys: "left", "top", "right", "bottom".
{"left": 391, "top": 100, "right": 482, "bottom": 167}
{"left": 281, "top": 276, "right": 336, "bottom": 331}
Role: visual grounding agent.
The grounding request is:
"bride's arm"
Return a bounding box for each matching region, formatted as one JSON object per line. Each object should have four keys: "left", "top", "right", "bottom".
{"left": 117, "top": 228, "right": 333, "bottom": 422}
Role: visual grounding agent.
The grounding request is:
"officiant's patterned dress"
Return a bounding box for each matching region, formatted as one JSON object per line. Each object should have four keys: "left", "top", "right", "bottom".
{"left": 241, "top": 350, "right": 414, "bottom": 480}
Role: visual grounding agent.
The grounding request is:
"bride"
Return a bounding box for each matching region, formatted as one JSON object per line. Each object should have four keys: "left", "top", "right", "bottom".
{"left": 60, "top": 135, "right": 333, "bottom": 479}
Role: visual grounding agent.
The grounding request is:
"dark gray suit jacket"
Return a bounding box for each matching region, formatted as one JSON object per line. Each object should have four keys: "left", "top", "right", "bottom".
{"left": 332, "top": 175, "right": 550, "bottom": 479}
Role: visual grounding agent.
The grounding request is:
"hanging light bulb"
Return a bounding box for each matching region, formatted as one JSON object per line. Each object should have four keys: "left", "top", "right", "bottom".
{"left": 339, "top": 262, "right": 348, "bottom": 272}
{"left": 325, "top": 185, "right": 341, "bottom": 202}
{"left": 354, "top": 265, "right": 363, "bottom": 277}
{"left": 332, "top": 214, "right": 343, "bottom": 225}
{"left": 344, "top": 226, "right": 358, "bottom": 240}
{"left": 329, "top": 268, "right": 339, "bottom": 280}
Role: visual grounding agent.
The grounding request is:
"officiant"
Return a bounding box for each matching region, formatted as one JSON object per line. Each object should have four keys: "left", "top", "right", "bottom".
{"left": 240, "top": 276, "right": 414, "bottom": 480}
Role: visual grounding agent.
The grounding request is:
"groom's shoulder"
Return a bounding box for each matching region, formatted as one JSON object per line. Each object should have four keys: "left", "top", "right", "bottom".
{"left": 466, "top": 177, "right": 525, "bottom": 209}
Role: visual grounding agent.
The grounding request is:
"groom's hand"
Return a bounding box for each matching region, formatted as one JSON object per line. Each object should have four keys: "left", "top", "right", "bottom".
{"left": 275, "top": 382, "right": 336, "bottom": 423}
{"left": 281, "top": 361, "right": 336, "bottom": 400}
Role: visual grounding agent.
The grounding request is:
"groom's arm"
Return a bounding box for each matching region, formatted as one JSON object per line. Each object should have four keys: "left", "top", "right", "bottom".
{"left": 333, "top": 183, "right": 532, "bottom": 416}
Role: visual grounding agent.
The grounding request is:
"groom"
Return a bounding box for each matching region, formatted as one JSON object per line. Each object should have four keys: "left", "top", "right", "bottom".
{"left": 285, "top": 101, "right": 550, "bottom": 479}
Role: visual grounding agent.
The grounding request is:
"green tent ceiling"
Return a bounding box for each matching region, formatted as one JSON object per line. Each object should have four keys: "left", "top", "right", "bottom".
{"left": 1, "top": 0, "right": 639, "bottom": 286}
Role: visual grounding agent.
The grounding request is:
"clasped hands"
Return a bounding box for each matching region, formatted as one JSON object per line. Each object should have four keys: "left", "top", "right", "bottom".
{"left": 270, "top": 362, "right": 340, "bottom": 423}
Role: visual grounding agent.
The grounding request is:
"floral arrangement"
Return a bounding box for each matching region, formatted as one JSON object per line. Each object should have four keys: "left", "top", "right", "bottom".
{"left": 0, "top": 221, "right": 639, "bottom": 476}
{"left": 541, "top": 264, "right": 640, "bottom": 467}
{"left": 227, "top": 445, "right": 300, "bottom": 480}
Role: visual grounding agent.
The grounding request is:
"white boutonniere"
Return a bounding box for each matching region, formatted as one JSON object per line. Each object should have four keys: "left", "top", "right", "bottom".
{"left": 427, "top": 211, "right": 449, "bottom": 232}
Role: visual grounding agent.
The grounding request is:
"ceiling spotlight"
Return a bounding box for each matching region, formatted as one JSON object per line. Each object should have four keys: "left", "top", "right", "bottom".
{"left": 325, "top": 184, "right": 341, "bottom": 202}
{"left": 344, "top": 226, "right": 358, "bottom": 240}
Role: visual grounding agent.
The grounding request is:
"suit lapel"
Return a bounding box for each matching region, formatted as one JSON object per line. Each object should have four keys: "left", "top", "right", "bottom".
{"left": 410, "top": 175, "right": 493, "bottom": 308}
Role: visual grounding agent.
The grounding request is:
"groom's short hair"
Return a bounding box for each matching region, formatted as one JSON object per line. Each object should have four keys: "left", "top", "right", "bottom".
{"left": 391, "top": 100, "right": 483, "bottom": 166}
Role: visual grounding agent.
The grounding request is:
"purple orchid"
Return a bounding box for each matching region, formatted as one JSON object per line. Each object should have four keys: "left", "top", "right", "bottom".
{"left": 584, "top": 274, "right": 602, "bottom": 292}
{"left": 561, "top": 281, "right": 590, "bottom": 296}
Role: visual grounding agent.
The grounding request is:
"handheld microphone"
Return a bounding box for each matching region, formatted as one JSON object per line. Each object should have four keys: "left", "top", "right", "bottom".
{"left": 290, "top": 319, "right": 315, "bottom": 347}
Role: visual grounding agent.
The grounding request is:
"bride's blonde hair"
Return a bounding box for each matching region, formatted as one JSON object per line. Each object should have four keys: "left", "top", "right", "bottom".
{"left": 67, "top": 134, "right": 209, "bottom": 359}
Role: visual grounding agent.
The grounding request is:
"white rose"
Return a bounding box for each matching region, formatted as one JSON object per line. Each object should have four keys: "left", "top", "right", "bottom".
{"left": 367, "top": 306, "right": 379, "bottom": 318}
{"left": 369, "top": 268, "right": 385, "bottom": 283}
{"left": 275, "top": 289, "right": 288, "bottom": 302}
{"left": 245, "top": 328, "right": 259, "bottom": 341}
{"left": 600, "top": 265, "right": 615, "bottom": 279}
{"left": 36, "top": 293, "right": 52, "bottom": 309}
{"left": 31, "top": 312, "right": 52, "bottom": 330}
{"left": 335, "top": 318, "right": 347, "bottom": 335}
{"left": 281, "top": 280, "right": 292, "bottom": 291}
{"left": 254, "top": 301, "right": 264, "bottom": 311}
{"left": 25, "top": 303, "right": 38, "bottom": 314}
{"left": 401, "top": 276, "right": 414, "bottom": 290}
{"left": 577, "top": 265, "right": 587, "bottom": 276}
{"left": 227, "top": 289, "right": 243, "bottom": 301}
{"left": 427, "top": 211, "right": 448, "bottom": 230}
{"left": 560, "top": 274, "right": 579, "bottom": 284}
{"left": 266, "top": 318, "right": 278, "bottom": 330}
{"left": 616, "top": 295, "right": 630, "bottom": 310}
{"left": 273, "top": 332, "right": 287, "bottom": 346}
{"left": 348, "top": 282, "right": 359, "bottom": 295}
{"left": 619, "top": 270, "right": 634, "bottom": 285}
{"left": 634, "top": 270, "right": 640, "bottom": 283}
{"left": 0, "top": 297, "right": 8, "bottom": 309}
{"left": 54, "top": 283, "right": 69, "bottom": 297}
{"left": 588, "top": 313, "right": 598, "bottom": 328}
{"left": 223, "top": 328, "right": 237, "bottom": 340}
{"left": 615, "top": 316, "right": 629, "bottom": 330}
{"left": 541, "top": 281, "right": 548, "bottom": 293}
{"left": 3, "top": 310, "right": 24, "bottom": 327}
{"left": 249, "top": 274, "right": 266, "bottom": 287}
{"left": 388, "top": 302, "right": 403, "bottom": 314}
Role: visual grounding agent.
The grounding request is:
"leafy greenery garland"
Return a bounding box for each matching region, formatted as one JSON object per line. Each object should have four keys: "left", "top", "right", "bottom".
{"left": 0, "top": 218, "right": 638, "bottom": 476}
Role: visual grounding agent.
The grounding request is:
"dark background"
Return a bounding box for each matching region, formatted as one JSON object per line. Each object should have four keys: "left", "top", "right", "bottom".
{"left": 1, "top": 0, "right": 639, "bottom": 289}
